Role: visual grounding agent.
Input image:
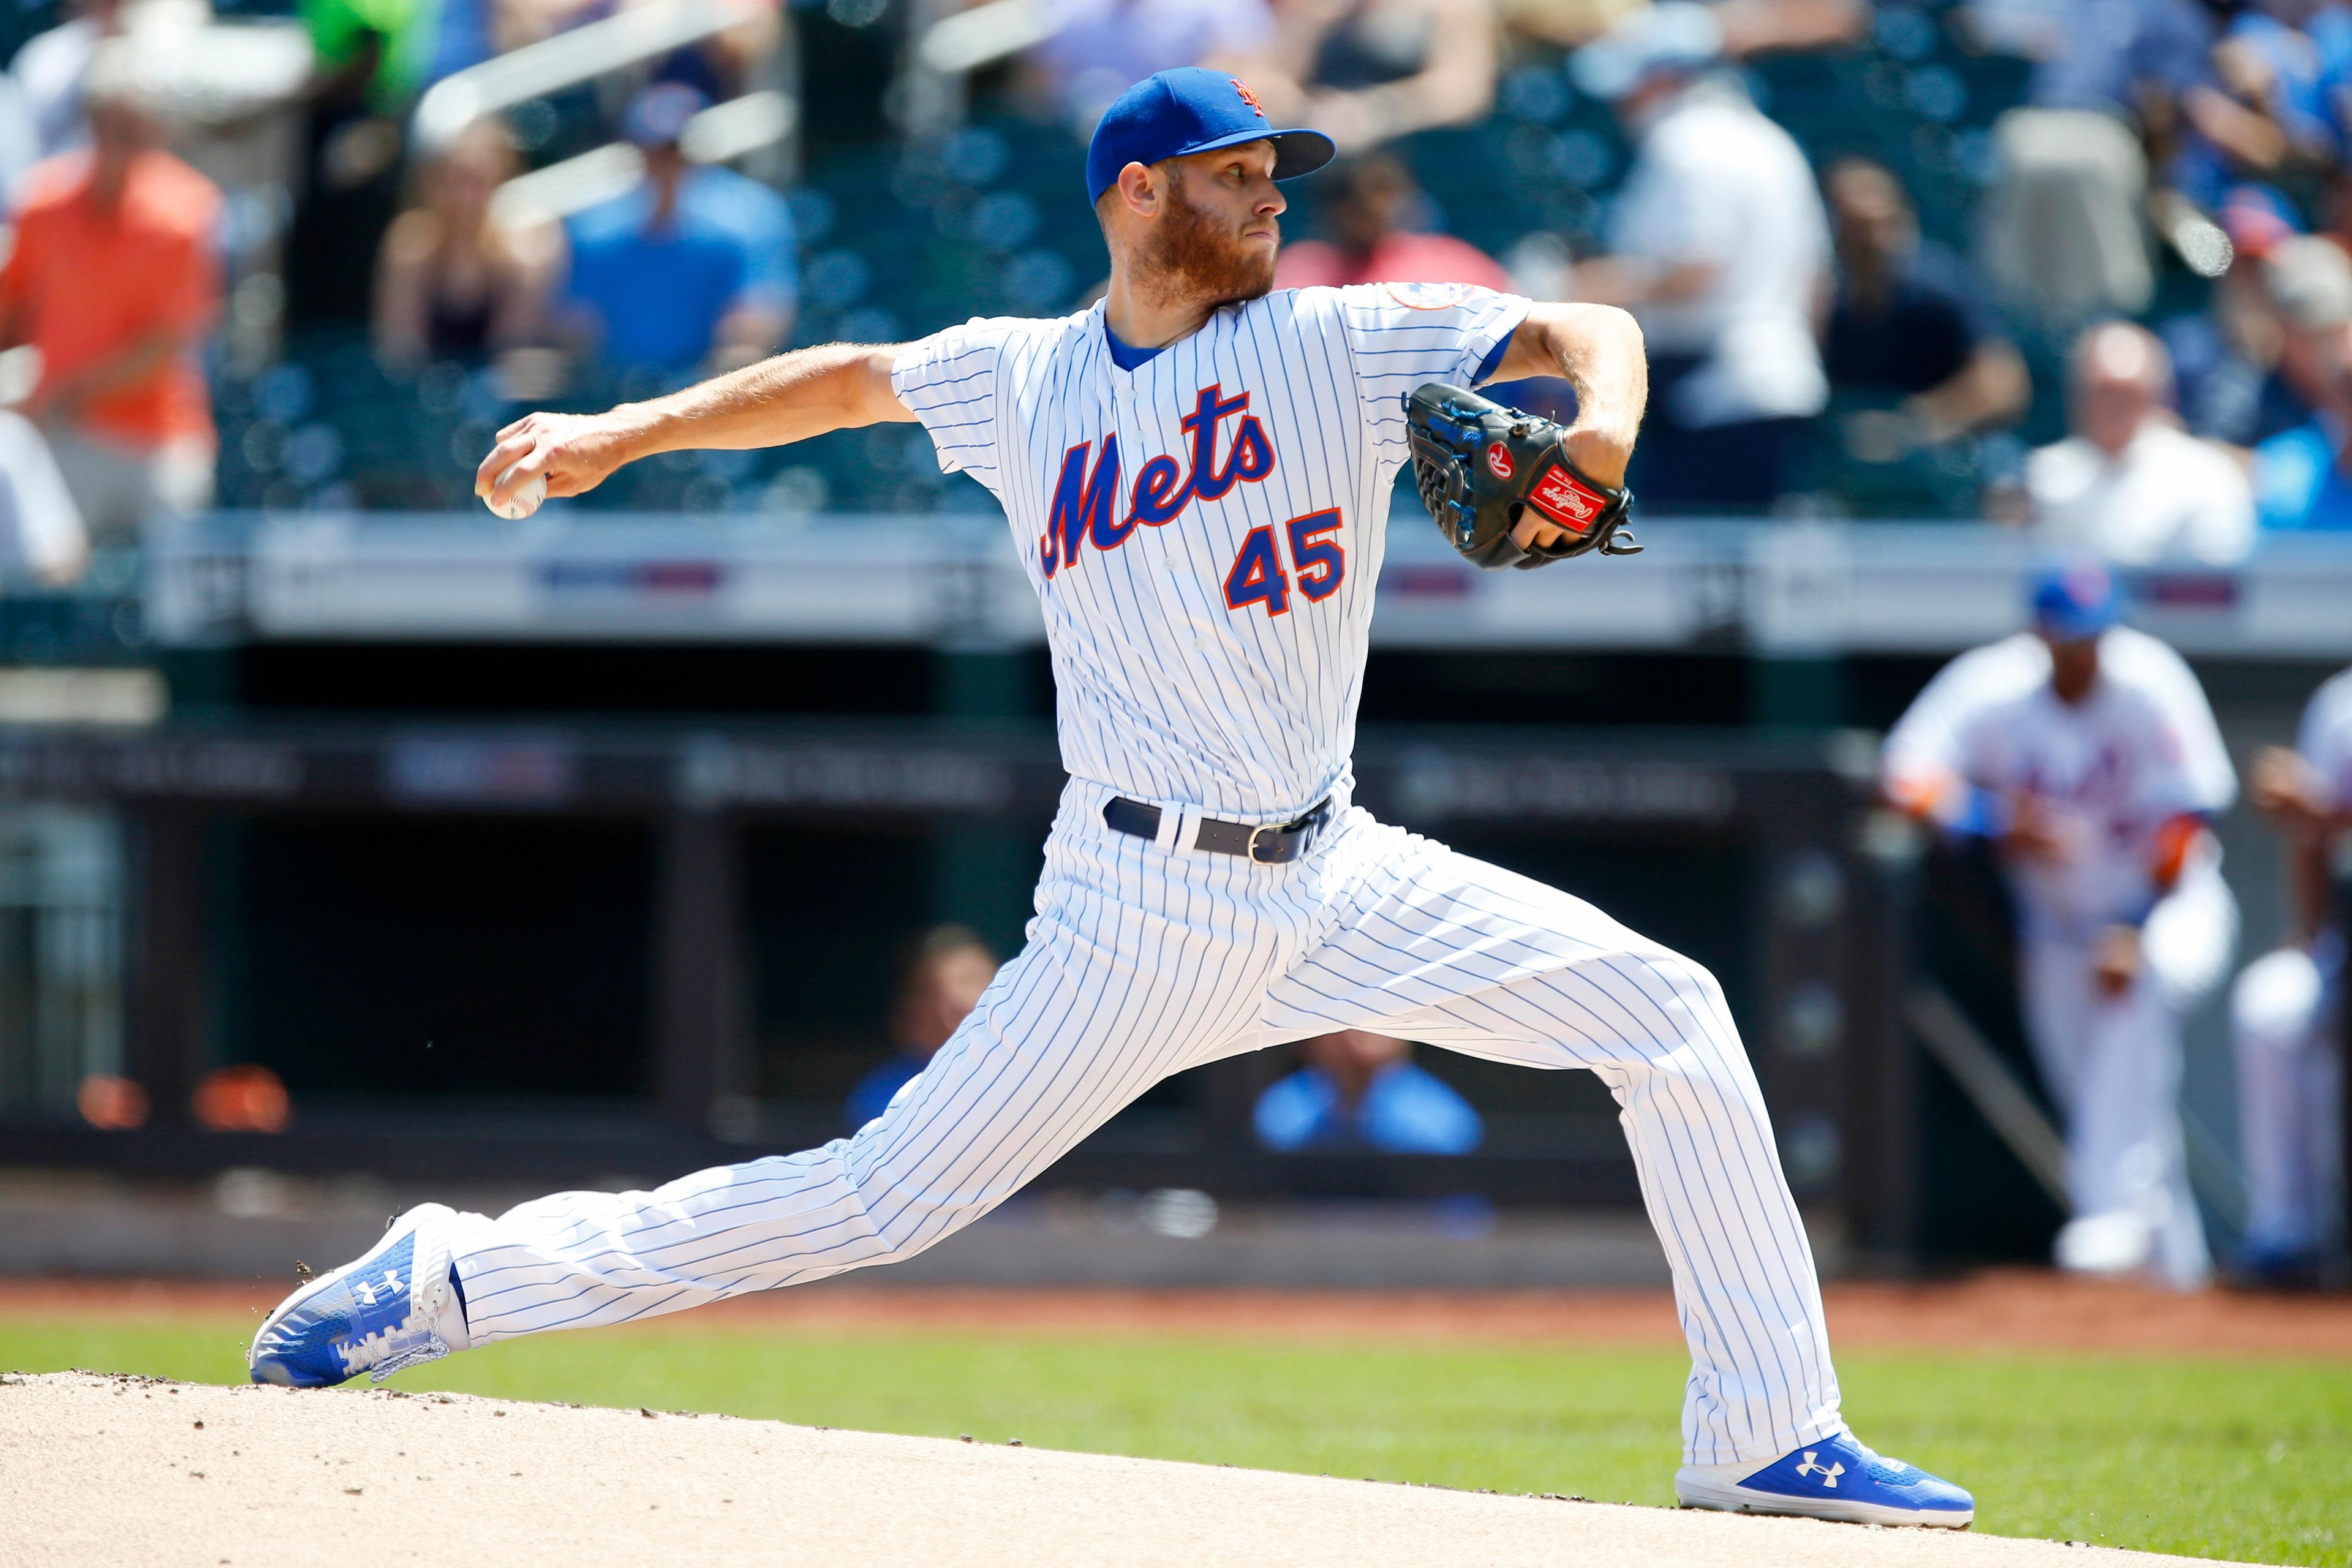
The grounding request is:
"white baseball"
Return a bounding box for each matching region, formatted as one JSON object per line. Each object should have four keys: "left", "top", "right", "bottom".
{"left": 488, "top": 470, "right": 548, "bottom": 520}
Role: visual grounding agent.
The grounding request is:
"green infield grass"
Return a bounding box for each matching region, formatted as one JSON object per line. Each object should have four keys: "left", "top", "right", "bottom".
{"left": 3, "top": 1317, "right": 2346, "bottom": 1566}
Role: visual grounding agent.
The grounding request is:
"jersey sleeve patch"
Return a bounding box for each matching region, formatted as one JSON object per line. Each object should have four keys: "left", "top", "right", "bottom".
{"left": 1382, "top": 280, "right": 1477, "bottom": 311}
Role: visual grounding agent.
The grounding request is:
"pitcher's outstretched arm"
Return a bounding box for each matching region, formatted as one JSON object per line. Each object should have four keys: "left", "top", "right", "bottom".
{"left": 473, "top": 342, "right": 914, "bottom": 512}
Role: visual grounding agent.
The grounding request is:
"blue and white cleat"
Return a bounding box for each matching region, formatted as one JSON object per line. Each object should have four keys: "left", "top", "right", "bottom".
{"left": 1675, "top": 1431, "right": 1974, "bottom": 1527}
{"left": 248, "top": 1202, "right": 472, "bottom": 1388}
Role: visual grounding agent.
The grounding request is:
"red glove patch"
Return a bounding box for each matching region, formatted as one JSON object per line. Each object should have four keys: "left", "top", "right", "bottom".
{"left": 1525, "top": 464, "right": 1607, "bottom": 534}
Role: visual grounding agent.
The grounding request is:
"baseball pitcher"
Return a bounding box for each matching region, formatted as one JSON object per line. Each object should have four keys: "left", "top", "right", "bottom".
{"left": 251, "top": 68, "right": 1970, "bottom": 1526}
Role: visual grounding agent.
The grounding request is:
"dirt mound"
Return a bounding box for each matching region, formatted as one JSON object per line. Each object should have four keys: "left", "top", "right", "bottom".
{"left": 0, "top": 1371, "right": 2217, "bottom": 1567}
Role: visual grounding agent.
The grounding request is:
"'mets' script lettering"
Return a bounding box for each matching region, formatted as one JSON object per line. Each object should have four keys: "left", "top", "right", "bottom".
{"left": 1040, "top": 384, "right": 1277, "bottom": 576}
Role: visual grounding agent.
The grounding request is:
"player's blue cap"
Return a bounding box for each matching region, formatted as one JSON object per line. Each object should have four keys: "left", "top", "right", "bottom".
{"left": 2029, "top": 556, "right": 2124, "bottom": 642}
{"left": 1085, "top": 68, "right": 1335, "bottom": 206}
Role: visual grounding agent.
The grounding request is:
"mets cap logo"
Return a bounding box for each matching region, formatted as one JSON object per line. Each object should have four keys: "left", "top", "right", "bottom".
{"left": 1232, "top": 78, "right": 1266, "bottom": 117}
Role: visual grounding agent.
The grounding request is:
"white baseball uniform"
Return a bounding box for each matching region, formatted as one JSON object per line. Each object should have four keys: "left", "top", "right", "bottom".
{"left": 1883, "top": 628, "right": 2238, "bottom": 1287}
{"left": 437, "top": 283, "right": 1846, "bottom": 1466}
{"left": 2231, "top": 666, "right": 2350, "bottom": 1261}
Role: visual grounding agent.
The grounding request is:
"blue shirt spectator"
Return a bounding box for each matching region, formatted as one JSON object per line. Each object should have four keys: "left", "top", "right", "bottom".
{"left": 2026, "top": 0, "right": 2215, "bottom": 116}
{"left": 1820, "top": 160, "right": 2026, "bottom": 437}
{"left": 1253, "top": 1030, "right": 1482, "bottom": 1154}
{"left": 842, "top": 925, "right": 1000, "bottom": 1133}
{"left": 564, "top": 84, "right": 797, "bottom": 374}
{"left": 2163, "top": 189, "right": 2323, "bottom": 449}
{"left": 1825, "top": 241, "right": 2000, "bottom": 399}
{"left": 2255, "top": 417, "right": 2352, "bottom": 530}
{"left": 845, "top": 1050, "right": 927, "bottom": 1129}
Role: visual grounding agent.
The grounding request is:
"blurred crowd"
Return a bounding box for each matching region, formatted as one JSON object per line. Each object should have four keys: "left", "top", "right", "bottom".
{"left": 1, "top": 0, "right": 2351, "bottom": 570}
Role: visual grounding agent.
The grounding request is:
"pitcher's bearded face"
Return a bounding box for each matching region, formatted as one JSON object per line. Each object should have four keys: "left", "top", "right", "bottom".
{"left": 1136, "top": 167, "right": 1281, "bottom": 306}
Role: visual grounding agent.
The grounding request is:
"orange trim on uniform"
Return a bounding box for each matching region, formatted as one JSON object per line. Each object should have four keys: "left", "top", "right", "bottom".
{"left": 2148, "top": 813, "right": 2204, "bottom": 891}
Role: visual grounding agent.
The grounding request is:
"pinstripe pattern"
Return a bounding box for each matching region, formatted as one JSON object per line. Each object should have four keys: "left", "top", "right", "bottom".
{"left": 449, "top": 794, "right": 1842, "bottom": 1464}
{"left": 891, "top": 284, "right": 1522, "bottom": 820}
{"left": 436, "top": 285, "right": 1847, "bottom": 1469}
{"left": 1262, "top": 808, "right": 1842, "bottom": 1465}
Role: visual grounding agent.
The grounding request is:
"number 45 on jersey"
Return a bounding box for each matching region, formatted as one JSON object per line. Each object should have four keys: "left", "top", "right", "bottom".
{"left": 1224, "top": 509, "right": 1346, "bottom": 617}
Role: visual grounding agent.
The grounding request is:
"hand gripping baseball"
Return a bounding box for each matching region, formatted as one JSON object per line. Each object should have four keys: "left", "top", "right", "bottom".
{"left": 1404, "top": 382, "right": 1640, "bottom": 571}
{"left": 473, "top": 410, "right": 638, "bottom": 518}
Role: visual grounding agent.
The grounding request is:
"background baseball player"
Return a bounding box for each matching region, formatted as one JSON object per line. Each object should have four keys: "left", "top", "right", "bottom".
{"left": 2229, "top": 666, "right": 2352, "bottom": 1285}
{"left": 1883, "top": 560, "right": 2238, "bottom": 1290}
{"left": 249, "top": 67, "right": 1970, "bottom": 1528}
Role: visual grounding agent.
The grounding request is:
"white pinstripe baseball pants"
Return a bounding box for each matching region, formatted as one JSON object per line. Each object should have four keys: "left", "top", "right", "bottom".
{"left": 447, "top": 779, "right": 1844, "bottom": 1465}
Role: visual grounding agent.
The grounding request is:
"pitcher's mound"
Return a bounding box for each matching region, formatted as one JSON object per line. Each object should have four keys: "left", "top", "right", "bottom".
{"left": 1, "top": 1371, "right": 2212, "bottom": 1567}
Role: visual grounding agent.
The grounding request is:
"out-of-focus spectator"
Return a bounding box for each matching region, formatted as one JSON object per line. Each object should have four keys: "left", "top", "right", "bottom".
{"left": 2164, "top": 187, "right": 2334, "bottom": 450}
{"left": 1569, "top": 2, "right": 1829, "bottom": 512}
{"left": 1493, "top": 0, "right": 1642, "bottom": 48}
{"left": 282, "top": 0, "right": 428, "bottom": 327}
{"left": 2253, "top": 331, "right": 2352, "bottom": 532}
{"left": 2020, "top": 323, "right": 2255, "bottom": 564}
{"left": 1269, "top": 152, "right": 1572, "bottom": 420}
{"left": 1708, "top": 0, "right": 1865, "bottom": 55}
{"left": 561, "top": 84, "right": 797, "bottom": 377}
{"left": 1501, "top": 0, "right": 1862, "bottom": 52}
{"left": 1973, "top": 0, "right": 2214, "bottom": 121}
{"left": 1273, "top": 155, "right": 1568, "bottom": 420}
{"left": 1969, "top": 0, "right": 2216, "bottom": 325}
{"left": 843, "top": 925, "right": 1000, "bottom": 1131}
{"left": 374, "top": 118, "right": 562, "bottom": 368}
{"left": 425, "top": 0, "right": 498, "bottom": 87}
{"left": 2264, "top": 235, "right": 2352, "bottom": 416}
{"left": 1273, "top": 153, "right": 1512, "bottom": 290}
{"left": 1022, "top": 0, "right": 1277, "bottom": 129}
{"left": 1978, "top": 108, "right": 2152, "bottom": 325}
{"left": 1253, "top": 1029, "right": 1482, "bottom": 1153}
{"left": 2170, "top": 1, "right": 2352, "bottom": 208}
{"left": 1238, "top": 0, "right": 1499, "bottom": 156}
{"left": 304, "top": 0, "right": 439, "bottom": 112}
{"left": 1821, "top": 158, "right": 2028, "bottom": 448}
{"left": 492, "top": 0, "right": 778, "bottom": 105}
{"left": 0, "top": 410, "right": 89, "bottom": 585}
{"left": 10, "top": 0, "right": 121, "bottom": 164}
{"left": 0, "top": 58, "right": 219, "bottom": 545}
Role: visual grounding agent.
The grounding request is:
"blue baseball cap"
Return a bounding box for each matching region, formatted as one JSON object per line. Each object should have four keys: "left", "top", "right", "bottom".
{"left": 1085, "top": 67, "right": 1334, "bottom": 206}
{"left": 2030, "top": 557, "right": 2124, "bottom": 642}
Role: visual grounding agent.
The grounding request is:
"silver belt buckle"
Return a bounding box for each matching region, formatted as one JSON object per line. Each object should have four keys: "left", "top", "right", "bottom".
{"left": 1249, "top": 813, "right": 1315, "bottom": 863}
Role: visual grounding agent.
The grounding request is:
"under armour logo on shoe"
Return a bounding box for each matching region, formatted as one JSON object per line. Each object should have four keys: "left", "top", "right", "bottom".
{"left": 350, "top": 1268, "right": 404, "bottom": 1307}
{"left": 1793, "top": 1452, "right": 1845, "bottom": 1488}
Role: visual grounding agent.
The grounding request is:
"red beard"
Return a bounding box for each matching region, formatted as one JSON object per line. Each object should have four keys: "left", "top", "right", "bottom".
{"left": 1137, "top": 179, "right": 1278, "bottom": 307}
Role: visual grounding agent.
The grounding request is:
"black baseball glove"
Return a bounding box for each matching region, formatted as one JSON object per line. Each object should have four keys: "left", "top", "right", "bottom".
{"left": 1403, "top": 382, "right": 1640, "bottom": 571}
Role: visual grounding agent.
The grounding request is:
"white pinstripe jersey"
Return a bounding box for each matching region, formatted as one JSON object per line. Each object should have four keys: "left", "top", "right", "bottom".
{"left": 1882, "top": 627, "right": 2237, "bottom": 932}
{"left": 2300, "top": 666, "right": 2352, "bottom": 815}
{"left": 892, "top": 282, "right": 1528, "bottom": 819}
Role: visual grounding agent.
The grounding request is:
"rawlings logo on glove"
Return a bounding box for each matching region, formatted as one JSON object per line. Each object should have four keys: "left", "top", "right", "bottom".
{"left": 1403, "top": 383, "right": 1639, "bottom": 571}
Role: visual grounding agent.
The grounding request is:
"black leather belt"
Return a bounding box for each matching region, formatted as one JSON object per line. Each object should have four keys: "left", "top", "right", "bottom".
{"left": 1102, "top": 796, "right": 1330, "bottom": 864}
